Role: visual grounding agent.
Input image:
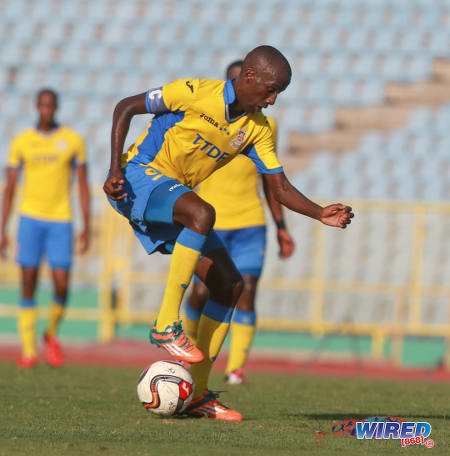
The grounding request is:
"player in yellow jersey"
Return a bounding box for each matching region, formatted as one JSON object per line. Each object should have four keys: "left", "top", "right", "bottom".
{"left": 1, "top": 89, "right": 90, "bottom": 369}
{"left": 104, "top": 46, "right": 353, "bottom": 421}
{"left": 185, "top": 60, "right": 295, "bottom": 385}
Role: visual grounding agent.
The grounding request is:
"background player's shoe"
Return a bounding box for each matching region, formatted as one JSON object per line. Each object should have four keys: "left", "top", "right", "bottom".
{"left": 183, "top": 389, "right": 243, "bottom": 421}
{"left": 149, "top": 321, "right": 204, "bottom": 364}
{"left": 17, "top": 355, "right": 37, "bottom": 369}
{"left": 44, "top": 334, "right": 64, "bottom": 367}
{"left": 225, "top": 368, "right": 248, "bottom": 385}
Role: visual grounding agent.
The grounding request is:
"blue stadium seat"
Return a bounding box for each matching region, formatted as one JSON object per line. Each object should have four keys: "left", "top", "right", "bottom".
{"left": 371, "top": 30, "right": 397, "bottom": 52}
{"left": 352, "top": 54, "right": 376, "bottom": 77}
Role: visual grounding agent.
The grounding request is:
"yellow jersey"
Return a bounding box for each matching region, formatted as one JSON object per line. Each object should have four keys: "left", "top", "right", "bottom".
{"left": 7, "top": 126, "right": 86, "bottom": 221}
{"left": 122, "top": 78, "right": 283, "bottom": 189}
{"left": 197, "top": 117, "right": 278, "bottom": 229}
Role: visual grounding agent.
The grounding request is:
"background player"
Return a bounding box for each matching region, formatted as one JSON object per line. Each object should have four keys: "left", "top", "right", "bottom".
{"left": 103, "top": 45, "right": 353, "bottom": 420}
{"left": 1, "top": 88, "right": 90, "bottom": 368}
{"left": 185, "top": 60, "right": 295, "bottom": 385}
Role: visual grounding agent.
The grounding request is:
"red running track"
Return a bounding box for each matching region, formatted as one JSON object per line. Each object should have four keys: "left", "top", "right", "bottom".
{"left": 1, "top": 339, "right": 449, "bottom": 382}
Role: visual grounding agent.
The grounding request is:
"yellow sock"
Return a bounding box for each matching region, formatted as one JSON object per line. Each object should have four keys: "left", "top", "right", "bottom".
{"left": 46, "top": 300, "right": 65, "bottom": 338}
{"left": 225, "top": 322, "right": 256, "bottom": 374}
{"left": 189, "top": 301, "right": 233, "bottom": 399}
{"left": 156, "top": 229, "right": 206, "bottom": 332}
{"left": 18, "top": 307, "right": 37, "bottom": 358}
{"left": 183, "top": 315, "right": 199, "bottom": 345}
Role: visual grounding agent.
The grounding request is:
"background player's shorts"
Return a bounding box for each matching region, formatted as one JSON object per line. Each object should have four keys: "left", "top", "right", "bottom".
{"left": 195, "top": 225, "right": 267, "bottom": 280}
{"left": 16, "top": 215, "right": 73, "bottom": 269}
{"left": 108, "top": 162, "right": 224, "bottom": 255}
{"left": 216, "top": 225, "right": 267, "bottom": 276}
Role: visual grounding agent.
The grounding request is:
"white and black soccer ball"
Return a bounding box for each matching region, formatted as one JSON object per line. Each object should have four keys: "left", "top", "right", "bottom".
{"left": 137, "top": 360, "right": 194, "bottom": 417}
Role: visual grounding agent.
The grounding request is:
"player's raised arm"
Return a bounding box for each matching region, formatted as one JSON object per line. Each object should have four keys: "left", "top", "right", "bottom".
{"left": 264, "top": 172, "right": 353, "bottom": 229}
{"left": 104, "top": 93, "right": 148, "bottom": 200}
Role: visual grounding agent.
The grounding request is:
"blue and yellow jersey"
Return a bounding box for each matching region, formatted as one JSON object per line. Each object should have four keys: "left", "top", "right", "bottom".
{"left": 122, "top": 78, "right": 283, "bottom": 189}
{"left": 7, "top": 126, "right": 86, "bottom": 221}
{"left": 197, "top": 117, "right": 278, "bottom": 230}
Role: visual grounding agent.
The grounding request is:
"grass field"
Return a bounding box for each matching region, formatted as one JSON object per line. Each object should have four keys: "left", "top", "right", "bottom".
{"left": 0, "top": 361, "right": 448, "bottom": 456}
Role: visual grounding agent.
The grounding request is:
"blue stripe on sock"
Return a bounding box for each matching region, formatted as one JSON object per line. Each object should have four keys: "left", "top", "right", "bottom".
{"left": 20, "top": 298, "right": 35, "bottom": 308}
{"left": 202, "top": 299, "right": 233, "bottom": 323}
{"left": 53, "top": 294, "right": 66, "bottom": 306}
{"left": 185, "top": 302, "right": 201, "bottom": 322}
{"left": 232, "top": 309, "right": 256, "bottom": 326}
{"left": 176, "top": 228, "right": 207, "bottom": 251}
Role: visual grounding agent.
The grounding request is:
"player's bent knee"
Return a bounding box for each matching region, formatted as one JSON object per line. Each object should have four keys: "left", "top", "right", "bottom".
{"left": 191, "top": 202, "right": 215, "bottom": 234}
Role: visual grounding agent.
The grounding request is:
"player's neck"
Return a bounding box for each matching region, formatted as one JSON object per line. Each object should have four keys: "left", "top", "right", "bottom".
{"left": 37, "top": 120, "right": 58, "bottom": 132}
{"left": 228, "top": 100, "right": 245, "bottom": 119}
{"left": 228, "top": 80, "right": 245, "bottom": 119}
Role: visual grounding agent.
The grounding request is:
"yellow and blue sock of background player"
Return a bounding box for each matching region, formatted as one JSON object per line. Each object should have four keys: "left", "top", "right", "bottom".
{"left": 226, "top": 309, "right": 256, "bottom": 375}
{"left": 18, "top": 298, "right": 37, "bottom": 358}
{"left": 46, "top": 294, "right": 66, "bottom": 338}
{"left": 156, "top": 228, "right": 207, "bottom": 332}
{"left": 190, "top": 300, "right": 233, "bottom": 399}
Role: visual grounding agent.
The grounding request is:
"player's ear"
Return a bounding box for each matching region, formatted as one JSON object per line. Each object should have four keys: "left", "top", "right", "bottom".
{"left": 243, "top": 68, "right": 256, "bottom": 83}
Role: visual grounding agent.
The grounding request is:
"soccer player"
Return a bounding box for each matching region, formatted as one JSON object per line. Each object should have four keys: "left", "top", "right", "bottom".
{"left": 185, "top": 60, "right": 295, "bottom": 385}
{"left": 1, "top": 88, "right": 90, "bottom": 369}
{"left": 103, "top": 45, "right": 353, "bottom": 421}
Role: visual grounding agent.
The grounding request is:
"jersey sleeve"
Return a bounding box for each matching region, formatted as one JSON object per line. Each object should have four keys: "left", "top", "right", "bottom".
{"left": 72, "top": 133, "right": 87, "bottom": 166}
{"left": 241, "top": 121, "right": 283, "bottom": 174}
{"left": 161, "top": 78, "right": 199, "bottom": 112}
{"left": 7, "top": 135, "right": 23, "bottom": 168}
{"left": 145, "top": 78, "right": 199, "bottom": 114}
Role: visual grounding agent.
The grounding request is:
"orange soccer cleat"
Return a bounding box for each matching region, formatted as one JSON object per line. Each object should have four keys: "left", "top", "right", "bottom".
{"left": 44, "top": 334, "right": 64, "bottom": 367}
{"left": 183, "top": 389, "right": 243, "bottom": 421}
{"left": 17, "top": 355, "right": 37, "bottom": 369}
{"left": 149, "top": 321, "right": 204, "bottom": 364}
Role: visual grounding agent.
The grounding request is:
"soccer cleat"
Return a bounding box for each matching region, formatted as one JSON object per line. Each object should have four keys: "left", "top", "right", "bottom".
{"left": 225, "top": 368, "right": 248, "bottom": 385}
{"left": 17, "top": 355, "right": 37, "bottom": 369}
{"left": 183, "top": 389, "right": 243, "bottom": 421}
{"left": 44, "top": 334, "right": 64, "bottom": 367}
{"left": 149, "top": 321, "right": 204, "bottom": 364}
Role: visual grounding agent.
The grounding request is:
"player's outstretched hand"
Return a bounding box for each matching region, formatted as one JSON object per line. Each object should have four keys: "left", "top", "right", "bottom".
{"left": 103, "top": 170, "right": 128, "bottom": 200}
{"left": 320, "top": 204, "right": 354, "bottom": 228}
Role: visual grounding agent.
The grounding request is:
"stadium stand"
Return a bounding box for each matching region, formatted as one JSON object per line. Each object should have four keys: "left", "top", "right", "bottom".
{"left": 1, "top": 0, "right": 449, "bottom": 356}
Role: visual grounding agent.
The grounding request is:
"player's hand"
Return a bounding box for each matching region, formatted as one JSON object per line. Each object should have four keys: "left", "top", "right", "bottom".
{"left": 103, "top": 170, "right": 128, "bottom": 200}
{"left": 0, "top": 233, "right": 8, "bottom": 259}
{"left": 277, "top": 228, "right": 295, "bottom": 259}
{"left": 319, "top": 204, "right": 354, "bottom": 228}
{"left": 77, "top": 228, "right": 90, "bottom": 254}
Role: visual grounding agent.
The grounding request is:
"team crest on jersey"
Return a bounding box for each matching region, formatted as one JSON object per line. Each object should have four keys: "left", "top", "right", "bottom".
{"left": 230, "top": 128, "right": 248, "bottom": 149}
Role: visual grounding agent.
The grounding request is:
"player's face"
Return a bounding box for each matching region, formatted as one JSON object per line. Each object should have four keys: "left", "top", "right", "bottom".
{"left": 37, "top": 92, "right": 57, "bottom": 124}
{"left": 240, "top": 69, "right": 289, "bottom": 113}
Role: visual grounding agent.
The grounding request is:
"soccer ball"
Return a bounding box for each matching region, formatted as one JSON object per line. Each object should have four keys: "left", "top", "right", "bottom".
{"left": 137, "top": 360, "right": 194, "bottom": 417}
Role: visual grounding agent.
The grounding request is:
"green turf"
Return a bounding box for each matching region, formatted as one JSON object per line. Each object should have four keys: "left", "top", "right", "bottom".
{"left": 0, "top": 362, "right": 448, "bottom": 456}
